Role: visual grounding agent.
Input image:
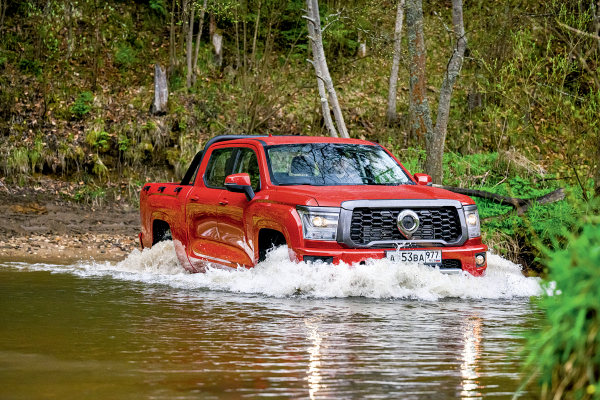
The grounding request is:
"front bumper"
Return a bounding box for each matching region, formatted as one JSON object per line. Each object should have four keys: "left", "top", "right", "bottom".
{"left": 292, "top": 241, "right": 489, "bottom": 276}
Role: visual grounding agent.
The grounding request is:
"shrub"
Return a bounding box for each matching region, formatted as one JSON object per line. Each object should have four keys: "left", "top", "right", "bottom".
{"left": 70, "top": 92, "right": 94, "bottom": 119}
{"left": 149, "top": 0, "right": 167, "bottom": 15}
{"left": 18, "top": 59, "right": 42, "bottom": 76}
{"left": 114, "top": 42, "right": 138, "bottom": 69}
{"left": 86, "top": 130, "right": 111, "bottom": 153}
{"left": 522, "top": 220, "right": 600, "bottom": 399}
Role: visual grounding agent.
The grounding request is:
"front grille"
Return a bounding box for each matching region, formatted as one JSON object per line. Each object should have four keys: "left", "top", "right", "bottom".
{"left": 350, "top": 207, "right": 461, "bottom": 244}
{"left": 441, "top": 259, "right": 461, "bottom": 269}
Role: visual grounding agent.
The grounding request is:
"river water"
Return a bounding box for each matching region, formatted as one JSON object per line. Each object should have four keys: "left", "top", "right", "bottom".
{"left": 0, "top": 242, "right": 544, "bottom": 399}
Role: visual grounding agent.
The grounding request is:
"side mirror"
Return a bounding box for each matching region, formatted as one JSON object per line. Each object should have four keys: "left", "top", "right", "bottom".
{"left": 414, "top": 173, "right": 432, "bottom": 186}
{"left": 225, "top": 173, "right": 255, "bottom": 201}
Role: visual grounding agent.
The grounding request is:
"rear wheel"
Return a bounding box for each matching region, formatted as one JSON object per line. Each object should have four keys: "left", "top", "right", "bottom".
{"left": 258, "top": 229, "right": 287, "bottom": 262}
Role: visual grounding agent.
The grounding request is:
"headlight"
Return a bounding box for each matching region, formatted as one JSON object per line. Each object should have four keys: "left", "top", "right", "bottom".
{"left": 463, "top": 205, "right": 481, "bottom": 238}
{"left": 296, "top": 206, "right": 340, "bottom": 241}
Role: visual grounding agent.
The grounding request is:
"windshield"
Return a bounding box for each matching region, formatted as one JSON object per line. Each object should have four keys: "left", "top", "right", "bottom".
{"left": 265, "top": 143, "right": 413, "bottom": 186}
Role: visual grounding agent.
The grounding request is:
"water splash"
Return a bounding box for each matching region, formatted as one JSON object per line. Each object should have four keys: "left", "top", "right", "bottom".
{"left": 4, "top": 241, "right": 543, "bottom": 300}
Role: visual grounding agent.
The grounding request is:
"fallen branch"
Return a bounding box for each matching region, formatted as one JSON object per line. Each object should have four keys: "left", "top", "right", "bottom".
{"left": 432, "top": 185, "right": 565, "bottom": 215}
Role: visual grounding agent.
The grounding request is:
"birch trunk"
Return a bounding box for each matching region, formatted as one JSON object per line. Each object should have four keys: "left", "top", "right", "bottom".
{"left": 357, "top": 31, "right": 366, "bottom": 58}
{"left": 186, "top": 1, "right": 195, "bottom": 88}
{"left": 305, "top": 0, "right": 337, "bottom": 137}
{"left": 406, "top": 0, "right": 433, "bottom": 143}
{"left": 386, "top": 0, "right": 405, "bottom": 124}
{"left": 192, "top": 0, "right": 208, "bottom": 76}
{"left": 424, "top": 0, "right": 467, "bottom": 184}
{"left": 306, "top": 0, "right": 349, "bottom": 138}
{"left": 210, "top": 16, "right": 223, "bottom": 67}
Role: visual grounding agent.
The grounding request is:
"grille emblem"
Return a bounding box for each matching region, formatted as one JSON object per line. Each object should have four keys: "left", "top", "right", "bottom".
{"left": 397, "top": 210, "right": 419, "bottom": 239}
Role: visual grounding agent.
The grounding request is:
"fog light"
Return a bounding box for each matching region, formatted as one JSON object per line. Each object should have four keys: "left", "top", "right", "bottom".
{"left": 475, "top": 253, "right": 486, "bottom": 266}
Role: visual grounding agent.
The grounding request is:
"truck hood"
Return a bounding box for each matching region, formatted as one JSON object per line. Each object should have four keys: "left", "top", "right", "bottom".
{"left": 274, "top": 184, "right": 475, "bottom": 207}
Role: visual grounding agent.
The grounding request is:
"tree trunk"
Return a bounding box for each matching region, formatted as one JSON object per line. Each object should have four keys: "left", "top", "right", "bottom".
{"left": 0, "top": 0, "right": 6, "bottom": 38}
{"left": 91, "top": 0, "right": 100, "bottom": 92}
{"left": 305, "top": 0, "right": 337, "bottom": 137}
{"left": 178, "top": 0, "right": 190, "bottom": 58}
{"left": 306, "top": 0, "right": 349, "bottom": 138}
{"left": 406, "top": 0, "right": 433, "bottom": 144}
{"left": 386, "top": 0, "right": 405, "bottom": 125}
{"left": 424, "top": 0, "right": 467, "bottom": 184}
{"left": 192, "top": 0, "right": 208, "bottom": 77}
{"left": 251, "top": 0, "right": 262, "bottom": 68}
{"left": 234, "top": 3, "right": 241, "bottom": 70}
{"left": 357, "top": 30, "right": 367, "bottom": 58}
{"left": 169, "top": 0, "right": 176, "bottom": 72}
{"left": 210, "top": 15, "right": 223, "bottom": 67}
{"left": 186, "top": 0, "right": 195, "bottom": 88}
{"left": 242, "top": 1, "right": 248, "bottom": 72}
{"left": 151, "top": 63, "right": 169, "bottom": 115}
{"left": 65, "top": 0, "right": 74, "bottom": 60}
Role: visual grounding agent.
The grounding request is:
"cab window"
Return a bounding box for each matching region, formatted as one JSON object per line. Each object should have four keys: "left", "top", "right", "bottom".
{"left": 204, "top": 148, "right": 235, "bottom": 188}
{"left": 232, "top": 148, "right": 261, "bottom": 191}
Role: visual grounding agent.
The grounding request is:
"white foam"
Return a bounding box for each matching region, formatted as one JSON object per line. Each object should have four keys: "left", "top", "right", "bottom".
{"left": 3, "top": 241, "right": 543, "bottom": 300}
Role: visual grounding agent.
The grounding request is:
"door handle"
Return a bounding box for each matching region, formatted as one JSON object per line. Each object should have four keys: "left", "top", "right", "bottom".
{"left": 219, "top": 199, "right": 229, "bottom": 205}
{"left": 190, "top": 196, "right": 200, "bottom": 202}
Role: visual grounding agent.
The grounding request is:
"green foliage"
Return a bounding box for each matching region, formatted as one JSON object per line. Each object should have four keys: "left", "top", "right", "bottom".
{"left": 114, "top": 42, "right": 138, "bottom": 69}
{"left": 86, "top": 130, "right": 110, "bottom": 153}
{"left": 392, "top": 143, "right": 426, "bottom": 175}
{"left": 70, "top": 92, "right": 94, "bottom": 119}
{"left": 92, "top": 156, "right": 109, "bottom": 179}
{"left": 73, "top": 185, "right": 107, "bottom": 205}
{"left": 149, "top": 0, "right": 167, "bottom": 15}
{"left": 118, "top": 134, "right": 132, "bottom": 152}
{"left": 28, "top": 138, "right": 44, "bottom": 172}
{"left": 522, "top": 219, "right": 600, "bottom": 399}
{"left": 17, "top": 59, "right": 42, "bottom": 76}
{"left": 7, "top": 148, "right": 30, "bottom": 175}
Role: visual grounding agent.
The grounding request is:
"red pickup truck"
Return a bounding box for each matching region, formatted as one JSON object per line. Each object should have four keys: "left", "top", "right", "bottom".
{"left": 139, "top": 135, "right": 488, "bottom": 276}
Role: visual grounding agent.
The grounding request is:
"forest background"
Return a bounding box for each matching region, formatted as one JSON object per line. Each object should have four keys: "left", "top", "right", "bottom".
{"left": 0, "top": 0, "right": 600, "bottom": 267}
{"left": 1, "top": 0, "right": 600, "bottom": 397}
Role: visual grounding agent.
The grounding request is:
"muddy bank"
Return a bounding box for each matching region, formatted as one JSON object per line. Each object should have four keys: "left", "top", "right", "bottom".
{"left": 0, "top": 184, "right": 141, "bottom": 264}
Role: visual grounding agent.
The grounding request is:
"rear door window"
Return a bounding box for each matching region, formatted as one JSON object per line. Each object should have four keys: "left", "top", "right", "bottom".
{"left": 204, "top": 148, "right": 235, "bottom": 188}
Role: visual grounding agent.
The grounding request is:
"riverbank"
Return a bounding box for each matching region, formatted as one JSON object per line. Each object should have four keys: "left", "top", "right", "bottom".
{"left": 0, "top": 183, "right": 140, "bottom": 264}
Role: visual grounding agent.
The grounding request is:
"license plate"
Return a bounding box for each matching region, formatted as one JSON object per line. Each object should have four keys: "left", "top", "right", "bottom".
{"left": 386, "top": 250, "right": 442, "bottom": 266}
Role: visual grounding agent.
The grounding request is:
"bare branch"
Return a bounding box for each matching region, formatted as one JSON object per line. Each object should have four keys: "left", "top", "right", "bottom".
{"left": 301, "top": 15, "right": 317, "bottom": 26}
{"left": 322, "top": 18, "right": 340, "bottom": 33}
{"left": 535, "top": 82, "right": 585, "bottom": 101}
{"left": 557, "top": 21, "right": 600, "bottom": 41}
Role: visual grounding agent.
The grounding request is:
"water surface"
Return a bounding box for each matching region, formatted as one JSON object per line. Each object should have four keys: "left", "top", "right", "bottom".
{"left": 0, "top": 243, "right": 543, "bottom": 399}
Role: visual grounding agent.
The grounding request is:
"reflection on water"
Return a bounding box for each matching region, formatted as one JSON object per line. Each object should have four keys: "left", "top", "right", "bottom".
{"left": 0, "top": 244, "right": 543, "bottom": 399}
{"left": 306, "top": 317, "right": 324, "bottom": 399}
{"left": 461, "top": 315, "right": 483, "bottom": 398}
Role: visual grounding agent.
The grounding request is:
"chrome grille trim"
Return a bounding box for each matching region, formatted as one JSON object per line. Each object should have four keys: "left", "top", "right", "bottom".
{"left": 337, "top": 199, "right": 468, "bottom": 248}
